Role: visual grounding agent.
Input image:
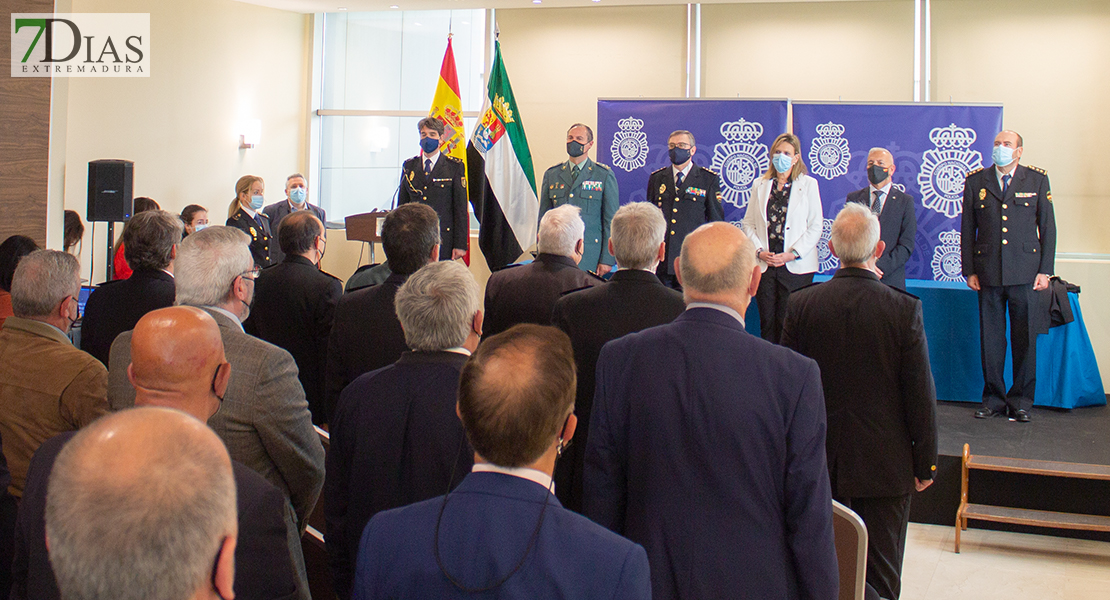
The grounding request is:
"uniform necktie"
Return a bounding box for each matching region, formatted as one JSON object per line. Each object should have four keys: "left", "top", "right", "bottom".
{"left": 1002, "top": 174, "right": 1011, "bottom": 194}
{"left": 571, "top": 164, "right": 580, "bottom": 180}
{"left": 871, "top": 190, "right": 883, "bottom": 215}
{"left": 424, "top": 159, "right": 432, "bottom": 175}
{"left": 675, "top": 171, "right": 684, "bottom": 189}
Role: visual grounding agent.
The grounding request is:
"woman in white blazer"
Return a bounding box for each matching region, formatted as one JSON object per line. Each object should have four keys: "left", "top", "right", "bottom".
{"left": 741, "top": 132, "right": 823, "bottom": 343}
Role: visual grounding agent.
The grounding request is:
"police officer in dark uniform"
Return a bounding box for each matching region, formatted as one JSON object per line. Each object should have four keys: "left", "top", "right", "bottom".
{"left": 226, "top": 174, "right": 273, "bottom": 268}
{"left": 397, "top": 117, "right": 468, "bottom": 262}
{"left": 961, "top": 130, "right": 1056, "bottom": 423}
{"left": 645, "top": 129, "right": 725, "bottom": 288}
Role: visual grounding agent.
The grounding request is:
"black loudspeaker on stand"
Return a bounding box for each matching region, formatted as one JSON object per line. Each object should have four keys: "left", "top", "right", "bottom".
{"left": 87, "top": 160, "right": 134, "bottom": 281}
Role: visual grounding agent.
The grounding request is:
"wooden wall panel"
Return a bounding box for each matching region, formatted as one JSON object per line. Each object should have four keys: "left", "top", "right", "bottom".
{"left": 1, "top": 0, "right": 54, "bottom": 248}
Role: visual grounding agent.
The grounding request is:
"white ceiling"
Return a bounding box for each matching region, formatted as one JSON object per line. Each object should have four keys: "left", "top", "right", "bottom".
{"left": 233, "top": 0, "right": 875, "bottom": 15}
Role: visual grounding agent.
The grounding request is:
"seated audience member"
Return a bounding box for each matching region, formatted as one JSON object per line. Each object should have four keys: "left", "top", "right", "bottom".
{"left": 107, "top": 226, "right": 323, "bottom": 599}
{"left": 263, "top": 173, "right": 327, "bottom": 264}
{"left": 551, "top": 202, "right": 684, "bottom": 512}
{"left": 0, "top": 236, "right": 39, "bottom": 329}
{"left": 45, "top": 408, "right": 238, "bottom": 600}
{"left": 352, "top": 324, "right": 651, "bottom": 600}
{"left": 80, "top": 210, "right": 181, "bottom": 366}
{"left": 585, "top": 222, "right": 838, "bottom": 599}
{"left": 13, "top": 306, "right": 298, "bottom": 600}
{"left": 782, "top": 202, "right": 937, "bottom": 600}
{"left": 326, "top": 260, "right": 480, "bottom": 599}
{"left": 326, "top": 203, "right": 440, "bottom": 421}
{"left": 112, "top": 197, "right": 160, "bottom": 280}
{"left": 483, "top": 205, "right": 601, "bottom": 338}
{"left": 226, "top": 176, "right": 274, "bottom": 268}
{"left": 180, "top": 204, "right": 209, "bottom": 237}
{"left": 62, "top": 211, "right": 83, "bottom": 257}
{"left": 0, "top": 251, "right": 109, "bottom": 498}
{"left": 245, "top": 211, "right": 341, "bottom": 425}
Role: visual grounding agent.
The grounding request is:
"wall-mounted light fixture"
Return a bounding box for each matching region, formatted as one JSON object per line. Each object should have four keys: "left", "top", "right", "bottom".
{"left": 239, "top": 119, "right": 261, "bottom": 149}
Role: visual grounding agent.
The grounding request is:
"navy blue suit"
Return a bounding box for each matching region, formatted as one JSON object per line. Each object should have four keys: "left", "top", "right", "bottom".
{"left": 585, "top": 307, "right": 838, "bottom": 600}
{"left": 325, "top": 351, "right": 473, "bottom": 600}
{"left": 352, "top": 471, "right": 651, "bottom": 600}
{"left": 262, "top": 201, "right": 327, "bottom": 265}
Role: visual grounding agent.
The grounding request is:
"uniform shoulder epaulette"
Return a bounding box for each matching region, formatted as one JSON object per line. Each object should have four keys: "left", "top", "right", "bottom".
{"left": 701, "top": 166, "right": 719, "bottom": 176}
{"left": 594, "top": 162, "right": 612, "bottom": 171}
{"left": 1026, "top": 164, "right": 1047, "bottom": 175}
{"left": 444, "top": 154, "right": 463, "bottom": 164}
{"left": 650, "top": 166, "right": 668, "bottom": 175}
{"left": 966, "top": 167, "right": 985, "bottom": 176}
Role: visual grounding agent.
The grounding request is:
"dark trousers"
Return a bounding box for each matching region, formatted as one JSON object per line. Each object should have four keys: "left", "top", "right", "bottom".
{"left": 835, "top": 493, "right": 912, "bottom": 600}
{"left": 755, "top": 266, "right": 812, "bottom": 344}
{"left": 978, "top": 283, "right": 1037, "bottom": 412}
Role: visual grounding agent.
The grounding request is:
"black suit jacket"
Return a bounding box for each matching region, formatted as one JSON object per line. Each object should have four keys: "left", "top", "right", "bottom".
{"left": 482, "top": 254, "right": 601, "bottom": 338}
{"left": 262, "top": 202, "right": 328, "bottom": 265}
{"left": 12, "top": 432, "right": 299, "bottom": 600}
{"left": 782, "top": 268, "right": 938, "bottom": 497}
{"left": 227, "top": 208, "right": 274, "bottom": 268}
{"left": 244, "top": 255, "right": 343, "bottom": 425}
{"left": 551, "top": 269, "right": 684, "bottom": 512}
{"left": 961, "top": 164, "right": 1056, "bottom": 287}
{"left": 324, "top": 351, "right": 473, "bottom": 600}
{"left": 846, "top": 187, "right": 917, "bottom": 290}
{"left": 325, "top": 273, "right": 410, "bottom": 422}
{"left": 79, "top": 269, "right": 175, "bottom": 366}
{"left": 646, "top": 166, "right": 725, "bottom": 276}
{"left": 397, "top": 154, "right": 468, "bottom": 260}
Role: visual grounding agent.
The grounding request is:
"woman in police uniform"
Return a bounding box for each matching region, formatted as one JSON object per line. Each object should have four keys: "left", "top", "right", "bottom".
{"left": 226, "top": 175, "right": 273, "bottom": 268}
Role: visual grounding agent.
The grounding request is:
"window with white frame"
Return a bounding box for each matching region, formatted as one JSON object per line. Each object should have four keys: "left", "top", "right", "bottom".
{"left": 316, "top": 9, "right": 487, "bottom": 222}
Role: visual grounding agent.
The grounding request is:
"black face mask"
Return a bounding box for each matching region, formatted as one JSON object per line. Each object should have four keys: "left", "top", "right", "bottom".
{"left": 566, "top": 140, "right": 585, "bottom": 158}
{"left": 867, "top": 164, "right": 890, "bottom": 186}
{"left": 669, "top": 147, "right": 691, "bottom": 165}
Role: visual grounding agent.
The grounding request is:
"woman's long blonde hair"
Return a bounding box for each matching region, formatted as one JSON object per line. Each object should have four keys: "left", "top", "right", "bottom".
{"left": 228, "top": 175, "right": 264, "bottom": 219}
{"left": 761, "top": 133, "right": 808, "bottom": 182}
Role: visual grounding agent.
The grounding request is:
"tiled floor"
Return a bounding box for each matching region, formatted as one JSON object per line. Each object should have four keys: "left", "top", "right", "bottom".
{"left": 901, "top": 523, "right": 1110, "bottom": 599}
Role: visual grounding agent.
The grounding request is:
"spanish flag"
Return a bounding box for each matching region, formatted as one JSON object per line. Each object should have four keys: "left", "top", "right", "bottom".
{"left": 428, "top": 37, "right": 470, "bottom": 263}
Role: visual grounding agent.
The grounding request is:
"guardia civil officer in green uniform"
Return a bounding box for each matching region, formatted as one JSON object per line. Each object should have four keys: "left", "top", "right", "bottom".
{"left": 961, "top": 130, "right": 1056, "bottom": 423}
{"left": 539, "top": 123, "right": 620, "bottom": 275}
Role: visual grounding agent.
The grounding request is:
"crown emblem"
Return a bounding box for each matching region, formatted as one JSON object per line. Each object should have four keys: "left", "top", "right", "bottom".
{"left": 617, "top": 117, "right": 644, "bottom": 131}
{"left": 492, "top": 95, "right": 514, "bottom": 124}
{"left": 814, "top": 122, "right": 845, "bottom": 138}
{"left": 720, "top": 118, "right": 763, "bottom": 142}
{"left": 938, "top": 230, "right": 961, "bottom": 246}
{"left": 929, "top": 124, "right": 976, "bottom": 149}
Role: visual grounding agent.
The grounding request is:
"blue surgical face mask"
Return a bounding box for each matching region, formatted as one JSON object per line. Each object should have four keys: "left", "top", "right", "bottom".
{"left": 992, "top": 145, "right": 1014, "bottom": 167}
{"left": 194, "top": 223, "right": 208, "bottom": 232}
{"left": 289, "top": 188, "right": 307, "bottom": 204}
{"left": 668, "top": 147, "right": 691, "bottom": 165}
{"left": 420, "top": 137, "right": 441, "bottom": 154}
{"left": 772, "top": 153, "right": 794, "bottom": 174}
{"left": 250, "top": 194, "right": 264, "bottom": 210}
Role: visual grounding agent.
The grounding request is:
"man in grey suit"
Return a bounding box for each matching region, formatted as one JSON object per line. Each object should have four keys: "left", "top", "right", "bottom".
{"left": 263, "top": 173, "right": 328, "bottom": 264}
{"left": 107, "top": 226, "right": 324, "bottom": 600}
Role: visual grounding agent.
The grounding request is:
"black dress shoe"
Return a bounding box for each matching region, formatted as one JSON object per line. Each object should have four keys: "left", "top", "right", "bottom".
{"left": 1011, "top": 409, "right": 1031, "bottom": 423}
{"left": 974, "top": 407, "right": 1004, "bottom": 419}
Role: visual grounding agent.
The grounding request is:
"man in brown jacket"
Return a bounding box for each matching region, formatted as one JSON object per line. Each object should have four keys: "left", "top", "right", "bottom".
{"left": 0, "top": 250, "right": 108, "bottom": 497}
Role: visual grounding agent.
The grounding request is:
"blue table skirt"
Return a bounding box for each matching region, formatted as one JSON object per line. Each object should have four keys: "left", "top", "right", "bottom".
{"left": 746, "top": 278, "right": 1105, "bottom": 408}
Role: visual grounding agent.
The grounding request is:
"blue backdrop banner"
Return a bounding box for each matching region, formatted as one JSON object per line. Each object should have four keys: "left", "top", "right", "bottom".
{"left": 791, "top": 102, "right": 1003, "bottom": 281}
{"left": 597, "top": 99, "right": 789, "bottom": 222}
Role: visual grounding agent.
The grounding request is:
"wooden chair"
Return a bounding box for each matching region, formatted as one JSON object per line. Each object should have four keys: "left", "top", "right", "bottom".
{"left": 833, "top": 499, "right": 868, "bottom": 600}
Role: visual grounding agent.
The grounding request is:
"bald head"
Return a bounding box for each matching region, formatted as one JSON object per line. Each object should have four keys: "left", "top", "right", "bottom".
{"left": 46, "top": 407, "right": 237, "bottom": 600}
{"left": 129, "top": 306, "right": 229, "bottom": 421}
{"left": 676, "top": 222, "right": 758, "bottom": 306}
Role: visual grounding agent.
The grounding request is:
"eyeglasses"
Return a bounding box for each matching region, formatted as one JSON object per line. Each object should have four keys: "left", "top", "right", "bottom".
{"left": 667, "top": 142, "right": 692, "bottom": 150}
{"left": 238, "top": 267, "right": 262, "bottom": 281}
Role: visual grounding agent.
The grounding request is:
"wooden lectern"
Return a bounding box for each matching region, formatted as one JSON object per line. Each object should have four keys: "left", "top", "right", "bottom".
{"left": 345, "top": 211, "right": 389, "bottom": 264}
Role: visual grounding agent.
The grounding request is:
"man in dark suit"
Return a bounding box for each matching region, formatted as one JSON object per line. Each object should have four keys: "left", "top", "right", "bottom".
{"left": 245, "top": 211, "right": 342, "bottom": 425}
{"left": 352, "top": 324, "right": 650, "bottom": 600}
{"left": 782, "top": 203, "right": 938, "bottom": 600}
{"left": 483, "top": 204, "right": 601, "bottom": 337}
{"left": 16, "top": 307, "right": 298, "bottom": 600}
{"left": 263, "top": 174, "right": 328, "bottom": 265}
{"left": 645, "top": 129, "right": 725, "bottom": 288}
{"left": 961, "top": 130, "right": 1056, "bottom": 422}
{"left": 585, "top": 222, "right": 838, "bottom": 600}
{"left": 552, "top": 202, "right": 684, "bottom": 512}
{"left": 325, "top": 203, "right": 440, "bottom": 421}
{"left": 845, "top": 147, "right": 917, "bottom": 290}
{"left": 107, "top": 227, "right": 324, "bottom": 600}
{"left": 326, "top": 261, "right": 481, "bottom": 600}
{"left": 80, "top": 210, "right": 181, "bottom": 365}
{"left": 398, "top": 116, "right": 468, "bottom": 261}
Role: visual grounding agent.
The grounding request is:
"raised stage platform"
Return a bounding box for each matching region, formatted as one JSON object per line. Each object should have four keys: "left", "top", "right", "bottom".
{"left": 910, "top": 400, "right": 1110, "bottom": 542}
